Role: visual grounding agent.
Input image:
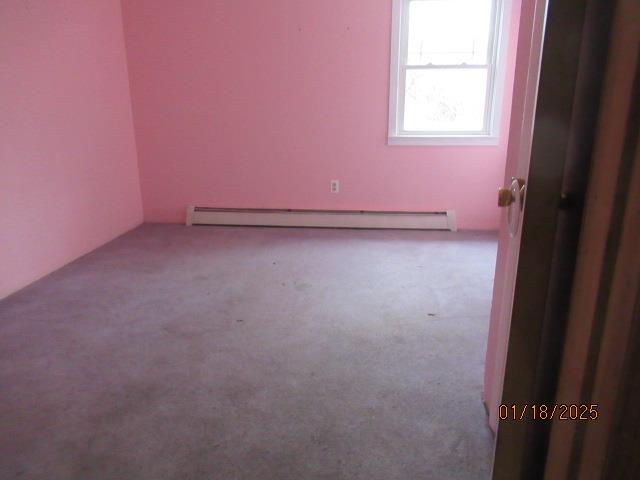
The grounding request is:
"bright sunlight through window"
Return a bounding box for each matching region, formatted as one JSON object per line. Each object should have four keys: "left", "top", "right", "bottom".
{"left": 388, "top": 0, "right": 507, "bottom": 145}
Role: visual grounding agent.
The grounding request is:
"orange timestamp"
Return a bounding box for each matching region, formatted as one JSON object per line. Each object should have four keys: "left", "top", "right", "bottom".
{"left": 498, "top": 403, "right": 599, "bottom": 421}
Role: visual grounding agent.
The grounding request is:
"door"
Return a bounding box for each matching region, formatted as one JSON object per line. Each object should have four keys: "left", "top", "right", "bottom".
{"left": 483, "top": 0, "right": 547, "bottom": 433}
{"left": 488, "top": 0, "right": 618, "bottom": 478}
{"left": 544, "top": 0, "right": 640, "bottom": 476}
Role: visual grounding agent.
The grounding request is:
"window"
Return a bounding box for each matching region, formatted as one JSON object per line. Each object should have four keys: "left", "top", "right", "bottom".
{"left": 388, "top": 0, "right": 507, "bottom": 145}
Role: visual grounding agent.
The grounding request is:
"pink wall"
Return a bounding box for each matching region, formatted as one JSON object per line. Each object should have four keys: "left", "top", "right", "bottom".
{"left": 121, "top": 0, "right": 521, "bottom": 229}
{"left": 0, "top": 0, "right": 143, "bottom": 299}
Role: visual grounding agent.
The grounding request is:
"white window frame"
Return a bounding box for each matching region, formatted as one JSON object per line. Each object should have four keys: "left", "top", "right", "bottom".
{"left": 388, "top": 0, "right": 510, "bottom": 146}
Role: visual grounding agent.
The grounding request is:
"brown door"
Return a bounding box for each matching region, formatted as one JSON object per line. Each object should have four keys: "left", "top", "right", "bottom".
{"left": 545, "top": 0, "right": 640, "bottom": 477}
{"left": 491, "top": 0, "right": 621, "bottom": 478}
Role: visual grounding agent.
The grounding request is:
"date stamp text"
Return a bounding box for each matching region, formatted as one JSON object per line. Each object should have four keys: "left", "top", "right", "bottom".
{"left": 498, "top": 404, "right": 599, "bottom": 421}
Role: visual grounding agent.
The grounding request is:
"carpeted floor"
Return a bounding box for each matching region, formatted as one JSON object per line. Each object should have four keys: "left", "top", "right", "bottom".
{"left": 0, "top": 224, "right": 497, "bottom": 479}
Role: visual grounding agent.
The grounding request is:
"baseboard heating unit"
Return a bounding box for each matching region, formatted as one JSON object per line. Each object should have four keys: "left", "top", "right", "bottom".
{"left": 186, "top": 207, "right": 457, "bottom": 231}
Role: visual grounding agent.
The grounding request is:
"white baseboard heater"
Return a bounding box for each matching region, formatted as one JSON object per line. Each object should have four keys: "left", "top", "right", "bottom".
{"left": 186, "top": 206, "right": 457, "bottom": 231}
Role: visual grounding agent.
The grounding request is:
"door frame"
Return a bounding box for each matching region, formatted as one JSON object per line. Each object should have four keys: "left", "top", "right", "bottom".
{"left": 545, "top": 0, "right": 640, "bottom": 477}
{"left": 492, "top": 0, "right": 617, "bottom": 477}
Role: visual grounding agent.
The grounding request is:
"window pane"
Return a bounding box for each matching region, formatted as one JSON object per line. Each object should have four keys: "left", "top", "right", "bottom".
{"left": 403, "top": 68, "right": 488, "bottom": 132}
{"left": 407, "top": 0, "right": 493, "bottom": 65}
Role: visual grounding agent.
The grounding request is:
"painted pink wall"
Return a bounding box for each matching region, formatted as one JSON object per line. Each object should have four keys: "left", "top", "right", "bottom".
{"left": 0, "top": 0, "right": 143, "bottom": 299}
{"left": 121, "top": 0, "right": 521, "bottom": 229}
{"left": 484, "top": 0, "right": 538, "bottom": 430}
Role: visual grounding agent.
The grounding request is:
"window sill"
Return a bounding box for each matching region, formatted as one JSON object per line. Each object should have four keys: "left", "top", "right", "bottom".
{"left": 387, "top": 135, "right": 499, "bottom": 146}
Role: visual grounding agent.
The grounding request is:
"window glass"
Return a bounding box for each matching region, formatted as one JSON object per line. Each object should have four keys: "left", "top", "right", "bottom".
{"left": 403, "top": 68, "right": 489, "bottom": 132}
{"left": 407, "top": 0, "right": 494, "bottom": 66}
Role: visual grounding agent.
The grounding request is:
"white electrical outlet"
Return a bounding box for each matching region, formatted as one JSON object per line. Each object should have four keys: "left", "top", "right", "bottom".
{"left": 330, "top": 180, "right": 339, "bottom": 193}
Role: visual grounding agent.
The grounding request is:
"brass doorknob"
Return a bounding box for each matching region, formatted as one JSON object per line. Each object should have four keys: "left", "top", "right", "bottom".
{"left": 498, "top": 188, "right": 514, "bottom": 207}
{"left": 498, "top": 178, "right": 526, "bottom": 208}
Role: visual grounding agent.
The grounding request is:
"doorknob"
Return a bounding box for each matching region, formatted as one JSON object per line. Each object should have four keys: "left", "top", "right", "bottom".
{"left": 498, "top": 178, "right": 526, "bottom": 209}
{"left": 498, "top": 188, "right": 515, "bottom": 207}
{"left": 499, "top": 178, "right": 527, "bottom": 238}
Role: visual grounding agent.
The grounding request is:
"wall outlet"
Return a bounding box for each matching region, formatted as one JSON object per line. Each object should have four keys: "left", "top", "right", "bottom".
{"left": 330, "top": 180, "right": 340, "bottom": 193}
